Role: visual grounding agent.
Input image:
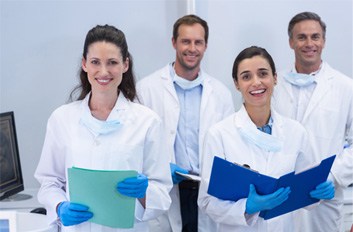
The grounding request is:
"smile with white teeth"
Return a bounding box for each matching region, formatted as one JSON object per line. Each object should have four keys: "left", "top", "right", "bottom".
{"left": 250, "top": 89, "right": 266, "bottom": 95}
{"left": 96, "top": 78, "right": 111, "bottom": 83}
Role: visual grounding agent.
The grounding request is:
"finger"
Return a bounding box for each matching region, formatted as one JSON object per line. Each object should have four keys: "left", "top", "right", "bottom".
{"left": 68, "top": 203, "right": 90, "bottom": 211}
{"left": 267, "top": 187, "right": 290, "bottom": 204}
{"left": 117, "top": 186, "right": 138, "bottom": 193}
{"left": 315, "top": 181, "right": 332, "bottom": 190}
{"left": 67, "top": 210, "right": 93, "bottom": 219}
{"left": 265, "top": 187, "right": 285, "bottom": 200}
{"left": 118, "top": 180, "right": 147, "bottom": 189}
{"left": 275, "top": 188, "right": 291, "bottom": 203}
{"left": 121, "top": 177, "right": 145, "bottom": 184}
{"left": 249, "top": 184, "right": 256, "bottom": 194}
{"left": 310, "top": 187, "right": 334, "bottom": 199}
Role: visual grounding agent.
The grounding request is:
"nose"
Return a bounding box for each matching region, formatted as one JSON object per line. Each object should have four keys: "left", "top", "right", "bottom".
{"left": 252, "top": 75, "right": 262, "bottom": 86}
{"left": 188, "top": 42, "right": 196, "bottom": 52}
{"left": 305, "top": 38, "right": 314, "bottom": 47}
{"left": 100, "top": 64, "right": 109, "bottom": 75}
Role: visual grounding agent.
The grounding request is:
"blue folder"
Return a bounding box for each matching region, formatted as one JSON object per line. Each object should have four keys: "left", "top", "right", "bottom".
{"left": 207, "top": 155, "right": 336, "bottom": 220}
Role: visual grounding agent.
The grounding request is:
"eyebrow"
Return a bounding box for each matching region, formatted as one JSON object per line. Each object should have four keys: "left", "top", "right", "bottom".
{"left": 239, "top": 70, "right": 250, "bottom": 75}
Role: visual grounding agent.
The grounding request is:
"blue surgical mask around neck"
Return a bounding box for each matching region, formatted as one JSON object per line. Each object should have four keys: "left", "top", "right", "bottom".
{"left": 80, "top": 112, "right": 122, "bottom": 135}
{"left": 238, "top": 125, "right": 282, "bottom": 152}
{"left": 173, "top": 73, "right": 204, "bottom": 90}
{"left": 283, "top": 72, "right": 315, "bottom": 87}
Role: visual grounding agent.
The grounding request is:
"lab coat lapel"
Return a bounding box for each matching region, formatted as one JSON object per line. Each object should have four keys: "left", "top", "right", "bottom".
{"left": 302, "top": 65, "right": 332, "bottom": 124}
{"left": 273, "top": 74, "right": 296, "bottom": 118}
{"left": 199, "top": 76, "right": 212, "bottom": 163}
{"left": 161, "top": 66, "right": 179, "bottom": 104}
{"left": 200, "top": 77, "right": 213, "bottom": 119}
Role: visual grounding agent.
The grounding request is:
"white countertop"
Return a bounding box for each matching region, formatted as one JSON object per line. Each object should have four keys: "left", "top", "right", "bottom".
{"left": 0, "top": 188, "right": 43, "bottom": 211}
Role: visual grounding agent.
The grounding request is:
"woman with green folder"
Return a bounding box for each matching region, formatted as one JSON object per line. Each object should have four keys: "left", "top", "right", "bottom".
{"left": 34, "top": 25, "right": 172, "bottom": 231}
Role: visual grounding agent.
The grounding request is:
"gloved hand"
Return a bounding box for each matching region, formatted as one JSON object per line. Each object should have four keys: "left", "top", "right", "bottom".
{"left": 170, "top": 163, "right": 188, "bottom": 184}
{"left": 310, "top": 180, "right": 335, "bottom": 200}
{"left": 117, "top": 174, "right": 148, "bottom": 198}
{"left": 57, "top": 201, "right": 93, "bottom": 226}
{"left": 245, "top": 184, "right": 291, "bottom": 215}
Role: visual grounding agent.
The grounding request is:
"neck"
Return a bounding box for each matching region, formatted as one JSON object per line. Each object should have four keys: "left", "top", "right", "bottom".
{"left": 174, "top": 62, "right": 200, "bottom": 81}
{"left": 295, "top": 61, "right": 321, "bottom": 74}
{"left": 244, "top": 104, "right": 271, "bottom": 128}
{"left": 89, "top": 92, "right": 118, "bottom": 120}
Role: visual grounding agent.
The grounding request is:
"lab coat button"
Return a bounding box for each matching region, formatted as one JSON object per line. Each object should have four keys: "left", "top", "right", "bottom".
{"left": 95, "top": 140, "right": 100, "bottom": 146}
{"left": 170, "top": 130, "right": 175, "bottom": 134}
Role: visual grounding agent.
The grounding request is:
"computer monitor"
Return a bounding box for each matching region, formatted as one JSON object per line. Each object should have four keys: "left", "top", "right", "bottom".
{"left": 0, "top": 111, "right": 31, "bottom": 201}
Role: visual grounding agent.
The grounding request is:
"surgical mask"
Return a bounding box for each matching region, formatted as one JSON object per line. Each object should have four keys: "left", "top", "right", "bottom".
{"left": 80, "top": 112, "right": 122, "bottom": 135}
{"left": 237, "top": 119, "right": 283, "bottom": 152}
{"left": 173, "top": 73, "right": 204, "bottom": 90}
{"left": 283, "top": 72, "right": 315, "bottom": 87}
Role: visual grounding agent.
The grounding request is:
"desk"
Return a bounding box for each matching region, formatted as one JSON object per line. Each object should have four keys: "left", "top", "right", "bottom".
{"left": 0, "top": 188, "right": 43, "bottom": 212}
{"left": 0, "top": 211, "right": 57, "bottom": 232}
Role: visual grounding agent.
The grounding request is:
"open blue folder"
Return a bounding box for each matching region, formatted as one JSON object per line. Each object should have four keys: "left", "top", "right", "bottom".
{"left": 207, "top": 155, "right": 335, "bottom": 220}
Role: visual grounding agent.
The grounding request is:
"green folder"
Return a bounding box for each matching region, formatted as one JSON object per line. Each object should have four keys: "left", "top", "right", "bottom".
{"left": 68, "top": 167, "right": 137, "bottom": 228}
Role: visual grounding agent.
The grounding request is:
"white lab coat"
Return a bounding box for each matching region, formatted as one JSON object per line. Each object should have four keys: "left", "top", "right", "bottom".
{"left": 198, "top": 106, "right": 316, "bottom": 232}
{"left": 136, "top": 64, "right": 235, "bottom": 232}
{"left": 34, "top": 93, "right": 172, "bottom": 232}
{"left": 272, "top": 62, "right": 353, "bottom": 232}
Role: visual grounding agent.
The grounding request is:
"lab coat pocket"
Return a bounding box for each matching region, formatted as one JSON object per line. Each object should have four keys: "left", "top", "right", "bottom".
{"left": 107, "top": 144, "right": 144, "bottom": 171}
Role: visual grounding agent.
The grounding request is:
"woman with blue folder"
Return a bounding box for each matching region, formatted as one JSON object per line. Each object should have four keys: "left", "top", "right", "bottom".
{"left": 34, "top": 25, "right": 172, "bottom": 231}
{"left": 197, "top": 46, "right": 335, "bottom": 231}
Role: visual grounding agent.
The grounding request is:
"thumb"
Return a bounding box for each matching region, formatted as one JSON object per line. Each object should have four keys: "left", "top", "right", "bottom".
{"left": 249, "top": 184, "right": 256, "bottom": 194}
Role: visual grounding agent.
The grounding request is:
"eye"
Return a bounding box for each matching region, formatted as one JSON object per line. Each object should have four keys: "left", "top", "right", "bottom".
{"left": 312, "top": 34, "right": 321, "bottom": 41}
{"left": 181, "top": 39, "right": 190, "bottom": 45}
{"left": 108, "top": 60, "right": 118, "bottom": 65}
{"left": 241, "top": 74, "right": 251, "bottom": 81}
{"left": 259, "top": 71, "right": 269, "bottom": 78}
{"left": 195, "top": 40, "right": 204, "bottom": 46}
{"left": 91, "top": 59, "right": 99, "bottom": 65}
{"left": 297, "top": 35, "right": 306, "bottom": 41}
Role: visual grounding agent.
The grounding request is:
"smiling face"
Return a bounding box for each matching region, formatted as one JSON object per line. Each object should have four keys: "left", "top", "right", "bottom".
{"left": 81, "top": 41, "right": 129, "bottom": 96}
{"left": 235, "top": 55, "right": 277, "bottom": 109}
{"left": 289, "top": 19, "right": 325, "bottom": 73}
{"left": 172, "top": 23, "right": 207, "bottom": 79}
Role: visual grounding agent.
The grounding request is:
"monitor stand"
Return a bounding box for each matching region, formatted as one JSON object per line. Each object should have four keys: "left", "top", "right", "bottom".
{"left": 1, "top": 193, "right": 32, "bottom": 202}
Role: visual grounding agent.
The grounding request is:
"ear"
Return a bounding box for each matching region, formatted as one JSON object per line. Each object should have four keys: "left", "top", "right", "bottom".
{"left": 274, "top": 73, "right": 278, "bottom": 85}
{"left": 234, "top": 79, "right": 240, "bottom": 90}
{"left": 172, "top": 37, "right": 177, "bottom": 49}
{"left": 289, "top": 38, "right": 295, "bottom": 50}
{"left": 81, "top": 57, "right": 87, "bottom": 72}
{"left": 123, "top": 57, "right": 129, "bottom": 73}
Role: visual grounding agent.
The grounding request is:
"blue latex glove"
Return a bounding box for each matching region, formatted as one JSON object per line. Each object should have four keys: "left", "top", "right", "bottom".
{"left": 117, "top": 174, "right": 148, "bottom": 198}
{"left": 57, "top": 201, "right": 93, "bottom": 226}
{"left": 170, "top": 163, "right": 188, "bottom": 184}
{"left": 245, "top": 184, "right": 291, "bottom": 215}
{"left": 310, "top": 180, "right": 335, "bottom": 200}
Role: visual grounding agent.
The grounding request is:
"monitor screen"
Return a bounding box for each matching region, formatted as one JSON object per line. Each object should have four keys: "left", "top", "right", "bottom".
{"left": 0, "top": 111, "right": 25, "bottom": 200}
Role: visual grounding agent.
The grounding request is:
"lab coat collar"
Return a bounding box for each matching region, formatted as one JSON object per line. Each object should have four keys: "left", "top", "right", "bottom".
{"left": 79, "top": 92, "right": 134, "bottom": 136}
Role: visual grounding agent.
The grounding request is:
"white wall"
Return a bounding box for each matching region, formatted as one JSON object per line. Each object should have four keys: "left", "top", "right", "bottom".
{"left": 0, "top": 0, "right": 352, "bottom": 189}
{"left": 197, "top": 0, "right": 353, "bottom": 109}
